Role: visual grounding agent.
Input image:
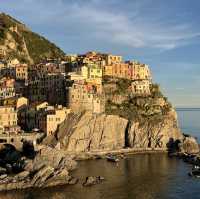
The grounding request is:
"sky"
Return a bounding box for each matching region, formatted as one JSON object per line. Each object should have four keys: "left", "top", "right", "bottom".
{"left": 0, "top": 0, "right": 200, "bottom": 107}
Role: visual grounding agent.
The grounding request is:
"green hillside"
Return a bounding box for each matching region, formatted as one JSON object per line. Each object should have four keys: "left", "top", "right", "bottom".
{"left": 0, "top": 13, "right": 65, "bottom": 64}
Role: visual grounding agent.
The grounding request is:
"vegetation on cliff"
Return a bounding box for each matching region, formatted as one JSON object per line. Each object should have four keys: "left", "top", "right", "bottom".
{"left": 104, "top": 77, "right": 172, "bottom": 122}
{"left": 0, "top": 13, "right": 65, "bottom": 64}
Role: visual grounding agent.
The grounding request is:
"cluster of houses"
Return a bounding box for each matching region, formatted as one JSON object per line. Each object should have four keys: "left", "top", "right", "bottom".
{"left": 66, "top": 51, "right": 151, "bottom": 113}
{"left": 0, "top": 51, "right": 152, "bottom": 149}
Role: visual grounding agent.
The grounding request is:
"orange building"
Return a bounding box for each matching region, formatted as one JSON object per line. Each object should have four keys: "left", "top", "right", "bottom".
{"left": 103, "top": 62, "right": 132, "bottom": 79}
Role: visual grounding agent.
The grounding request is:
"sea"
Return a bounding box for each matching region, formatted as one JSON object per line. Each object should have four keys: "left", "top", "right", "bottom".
{"left": 0, "top": 109, "right": 200, "bottom": 199}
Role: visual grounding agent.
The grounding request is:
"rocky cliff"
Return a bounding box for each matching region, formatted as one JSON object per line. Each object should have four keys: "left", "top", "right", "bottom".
{"left": 0, "top": 13, "right": 64, "bottom": 64}
{"left": 44, "top": 108, "right": 199, "bottom": 154}
{"left": 0, "top": 147, "right": 77, "bottom": 191}
{"left": 43, "top": 78, "right": 199, "bottom": 154}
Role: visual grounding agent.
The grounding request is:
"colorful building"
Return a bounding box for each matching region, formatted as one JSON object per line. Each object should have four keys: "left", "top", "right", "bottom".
{"left": 127, "top": 61, "right": 151, "bottom": 80}
{"left": 131, "top": 80, "right": 151, "bottom": 96}
{"left": 0, "top": 77, "right": 15, "bottom": 100}
{"left": 38, "top": 105, "right": 70, "bottom": 136}
{"left": 103, "top": 62, "right": 132, "bottom": 79}
{"left": 103, "top": 54, "right": 122, "bottom": 65}
{"left": 67, "top": 80, "right": 104, "bottom": 113}
{"left": 0, "top": 106, "right": 18, "bottom": 131}
{"left": 15, "top": 64, "right": 28, "bottom": 81}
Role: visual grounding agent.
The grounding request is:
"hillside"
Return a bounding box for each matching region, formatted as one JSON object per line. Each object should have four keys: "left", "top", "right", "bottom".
{"left": 0, "top": 13, "right": 65, "bottom": 64}
{"left": 103, "top": 77, "right": 172, "bottom": 122}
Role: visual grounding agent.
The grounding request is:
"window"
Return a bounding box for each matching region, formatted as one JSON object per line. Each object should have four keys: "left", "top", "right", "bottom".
{"left": 0, "top": 139, "right": 7, "bottom": 143}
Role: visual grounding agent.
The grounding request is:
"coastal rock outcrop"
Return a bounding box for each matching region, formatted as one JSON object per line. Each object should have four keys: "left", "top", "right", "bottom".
{"left": 47, "top": 112, "right": 128, "bottom": 152}
{"left": 181, "top": 136, "right": 199, "bottom": 154}
{"left": 0, "top": 147, "right": 77, "bottom": 191}
{"left": 44, "top": 109, "right": 199, "bottom": 153}
{"left": 127, "top": 109, "right": 183, "bottom": 149}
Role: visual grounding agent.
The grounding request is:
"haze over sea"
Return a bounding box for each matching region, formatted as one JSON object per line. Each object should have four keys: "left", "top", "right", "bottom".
{"left": 0, "top": 109, "right": 199, "bottom": 199}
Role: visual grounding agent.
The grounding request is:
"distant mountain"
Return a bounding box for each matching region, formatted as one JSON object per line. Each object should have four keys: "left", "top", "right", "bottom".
{"left": 0, "top": 13, "right": 65, "bottom": 64}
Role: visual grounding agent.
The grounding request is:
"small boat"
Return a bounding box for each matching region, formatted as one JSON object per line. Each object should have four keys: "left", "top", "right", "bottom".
{"left": 106, "top": 155, "right": 119, "bottom": 163}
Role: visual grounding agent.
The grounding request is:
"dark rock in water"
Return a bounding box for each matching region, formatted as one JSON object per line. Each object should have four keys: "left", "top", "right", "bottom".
{"left": 83, "top": 176, "right": 105, "bottom": 187}
{"left": 68, "top": 177, "right": 79, "bottom": 185}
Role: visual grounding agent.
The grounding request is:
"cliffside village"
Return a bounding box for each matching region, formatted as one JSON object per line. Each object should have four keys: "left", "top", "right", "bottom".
{"left": 0, "top": 51, "right": 151, "bottom": 149}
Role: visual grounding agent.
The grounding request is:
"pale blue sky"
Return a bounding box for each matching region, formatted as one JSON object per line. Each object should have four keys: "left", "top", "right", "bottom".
{"left": 1, "top": 0, "right": 200, "bottom": 107}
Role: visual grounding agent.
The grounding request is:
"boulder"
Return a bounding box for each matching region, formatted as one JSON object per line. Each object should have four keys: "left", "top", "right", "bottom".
{"left": 31, "top": 166, "right": 54, "bottom": 187}
{"left": 44, "top": 168, "right": 71, "bottom": 187}
{"left": 13, "top": 171, "right": 30, "bottom": 181}
{"left": 68, "top": 177, "right": 79, "bottom": 185}
{"left": 24, "top": 147, "right": 77, "bottom": 172}
{"left": 181, "top": 136, "right": 199, "bottom": 154}
{"left": 82, "top": 176, "right": 105, "bottom": 187}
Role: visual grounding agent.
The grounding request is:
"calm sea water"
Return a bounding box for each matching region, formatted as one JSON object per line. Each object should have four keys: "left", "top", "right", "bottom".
{"left": 0, "top": 109, "right": 200, "bottom": 199}
{"left": 177, "top": 108, "right": 200, "bottom": 141}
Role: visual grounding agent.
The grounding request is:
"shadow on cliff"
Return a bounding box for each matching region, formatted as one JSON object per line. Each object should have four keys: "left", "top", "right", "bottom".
{"left": 166, "top": 138, "right": 181, "bottom": 153}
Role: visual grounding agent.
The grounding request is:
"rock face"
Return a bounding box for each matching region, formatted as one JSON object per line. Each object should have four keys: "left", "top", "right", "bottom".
{"left": 0, "top": 147, "right": 77, "bottom": 191}
{"left": 45, "top": 109, "right": 198, "bottom": 153}
{"left": 127, "top": 109, "right": 184, "bottom": 149}
{"left": 48, "top": 112, "right": 128, "bottom": 152}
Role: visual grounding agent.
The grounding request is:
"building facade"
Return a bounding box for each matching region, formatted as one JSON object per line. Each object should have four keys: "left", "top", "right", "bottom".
{"left": 67, "top": 80, "right": 104, "bottom": 113}
{"left": 0, "top": 77, "right": 15, "bottom": 100}
{"left": 131, "top": 80, "right": 151, "bottom": 96}
{"left": 0, "top": 106, "right": 17, "bottom": 131}
{"left": 15, "top": 64, "right": 28, "bottom": 81}
{"left": 39, "top": 105, "right": 70, "bottom": 136}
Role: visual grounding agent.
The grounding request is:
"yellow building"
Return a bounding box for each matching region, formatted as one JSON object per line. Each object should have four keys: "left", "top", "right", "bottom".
{"left": 88, "top": 64, "right": 103, "bottom": 79}
{"left": 3, "top": 96, "right": 28, "bottom": 110}
{"left": 129, "top": 61, "right": 151, "bottom": 80}
{"left": 81, "top": 64, "right": 103, "bottom": 84}
{"left": 0, "top": 106, "right": 17, "bottom": 129}
{"left": 104, "top": 54, "right": 122, "bottom": 65}
{"left": 15, "top": 64, "right": 28, "bottom": 81}
{"left": 39, "top": 105, "right": 70, "bottom": 136}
